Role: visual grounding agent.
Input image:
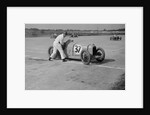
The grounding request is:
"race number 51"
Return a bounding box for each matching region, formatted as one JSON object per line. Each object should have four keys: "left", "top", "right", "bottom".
{"left": 74, "top": 44, "right": 82, "bottom": 54}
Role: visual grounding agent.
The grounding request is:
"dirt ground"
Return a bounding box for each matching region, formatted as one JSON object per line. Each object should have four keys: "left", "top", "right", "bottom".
{"left": 25, "top": 35, "right": 125, "bottom": 90}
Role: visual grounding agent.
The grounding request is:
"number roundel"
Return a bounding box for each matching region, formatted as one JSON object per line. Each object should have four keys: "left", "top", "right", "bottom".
{"left": 74, "top": 44, "right": 82, "bottom": 54}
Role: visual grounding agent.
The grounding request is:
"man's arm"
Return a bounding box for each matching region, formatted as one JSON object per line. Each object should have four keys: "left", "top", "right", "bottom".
{"left": 59, "top": 35, "right": 64, "bottom": 45}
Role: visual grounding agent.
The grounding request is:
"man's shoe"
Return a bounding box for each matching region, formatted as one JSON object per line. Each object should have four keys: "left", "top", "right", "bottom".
{"left": 49, "top": 57, "right": 52, "bottom": 61}
{"left": 62, "top": 59, "right": 67, "bottom": 62}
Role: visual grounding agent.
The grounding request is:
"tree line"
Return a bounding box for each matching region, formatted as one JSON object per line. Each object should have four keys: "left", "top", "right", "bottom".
{"left": 25, "top": 28, "right": 125, "bottom": 38}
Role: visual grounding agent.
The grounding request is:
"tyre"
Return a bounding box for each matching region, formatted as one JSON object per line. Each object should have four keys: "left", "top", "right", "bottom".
{"left": 48, "top": 46, "right": 61, "bottom": 59}
{"left": 48, "top": 46, "right": 53, "bottom": 56}
{"left": 80, "top": 50, "right": 91, "bottom": 65}
{"left": 95, "top": 47, "right": 105, "bottom": 62}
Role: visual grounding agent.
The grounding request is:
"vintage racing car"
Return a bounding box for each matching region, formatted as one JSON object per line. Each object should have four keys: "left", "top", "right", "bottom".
{"left": 48, "top": 39, "right": 105, "bottom": 65}
{"left": 110, "top": 36, "right": 122, "bottom": 40}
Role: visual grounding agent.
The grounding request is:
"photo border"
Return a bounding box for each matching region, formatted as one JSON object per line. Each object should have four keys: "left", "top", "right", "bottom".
{"left": 1, "top": 0, "right": 148, "bottom": 112}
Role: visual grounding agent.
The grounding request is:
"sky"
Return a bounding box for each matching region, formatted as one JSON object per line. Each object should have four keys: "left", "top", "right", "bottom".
{"left": 25, "top": 24, "right": 125, "bottom": 30}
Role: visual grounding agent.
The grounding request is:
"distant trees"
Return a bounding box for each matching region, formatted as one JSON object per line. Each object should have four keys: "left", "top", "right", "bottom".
{"left": 25, "top": 28, "right": 125, "bottom": 38}
{"left": 106, "top": 28, "right": 125, "bottom": 31}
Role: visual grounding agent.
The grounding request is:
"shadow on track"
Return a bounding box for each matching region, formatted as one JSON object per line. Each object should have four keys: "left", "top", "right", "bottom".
{"left": 92, "top": 59, "right": 115, "bottom": 65}
{"left": 26, "top": 57, "right": 115, "bottom": 65}
{"left": 27, "top": 57, "right": 48, "bottom": 61}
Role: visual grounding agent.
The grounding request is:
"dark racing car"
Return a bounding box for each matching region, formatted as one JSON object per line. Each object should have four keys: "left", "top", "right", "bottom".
{"left": 110, "top": 35, "right": 122, "bottom": 41}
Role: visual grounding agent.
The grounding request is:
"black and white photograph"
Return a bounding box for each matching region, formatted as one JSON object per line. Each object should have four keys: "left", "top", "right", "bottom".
{"left": 25, "top": 24, "right": 125, "bottom": 90}
{"left": 6, "top": 7, "right": 143, "bottom": 108}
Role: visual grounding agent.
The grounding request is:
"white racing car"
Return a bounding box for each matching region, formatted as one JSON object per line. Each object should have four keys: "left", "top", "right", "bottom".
{"left": 48, "top": 39, "right": 105, "bottom": 65}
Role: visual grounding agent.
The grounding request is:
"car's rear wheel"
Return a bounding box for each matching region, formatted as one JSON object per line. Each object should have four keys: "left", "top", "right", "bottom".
{"left": 48, "top": 46, "right": 53, "bottom": 56}
{"left": 80, "top": 50, "right": 91, "bottom": 65}
{"left": 48, "top": 46, "right": 61, "bottom": 59}
{"left": 95, "top": 47, "right": 105, "bottom": 62}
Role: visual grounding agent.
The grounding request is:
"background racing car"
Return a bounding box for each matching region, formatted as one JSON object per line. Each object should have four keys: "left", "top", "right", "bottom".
{"left": 110, "top": 35, "right": 122, "bottom": 41}
{"left": 48, "top": 39, "right": 105, "bottom": 65}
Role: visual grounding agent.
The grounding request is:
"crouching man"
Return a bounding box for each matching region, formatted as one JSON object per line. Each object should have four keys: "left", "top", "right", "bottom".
{"left": 49, "top": 32, "right": 67, "bottom": 62}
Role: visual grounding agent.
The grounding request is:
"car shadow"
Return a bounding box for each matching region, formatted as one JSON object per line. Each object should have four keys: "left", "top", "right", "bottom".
{"left": 91, "top": 59, "right": 115, "bottom": 65}
{"left": 67, "top": 58, "right": 81, "bottom": 62}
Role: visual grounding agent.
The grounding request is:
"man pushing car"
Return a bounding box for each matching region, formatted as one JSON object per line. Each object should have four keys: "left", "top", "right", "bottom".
{"left": 49, "top": 31, "right": 68, "bottom": 62}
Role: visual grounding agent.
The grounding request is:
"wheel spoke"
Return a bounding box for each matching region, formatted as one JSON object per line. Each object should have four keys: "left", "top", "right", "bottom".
{"left": 81, "top": 50, "right": 91, "bottom": 65}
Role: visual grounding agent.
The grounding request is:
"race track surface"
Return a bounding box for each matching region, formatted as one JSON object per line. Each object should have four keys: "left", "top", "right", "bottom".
{"left": 25, "top": 35, "right": 125, "bottom": 90}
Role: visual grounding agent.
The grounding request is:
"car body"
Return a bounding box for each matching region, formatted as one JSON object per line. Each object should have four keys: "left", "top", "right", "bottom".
{"left": 48, "top": 39, "right": 105, "bottom": 65}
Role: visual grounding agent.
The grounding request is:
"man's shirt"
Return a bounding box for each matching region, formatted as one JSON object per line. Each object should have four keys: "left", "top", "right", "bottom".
{"left": 54, "top": 34, "right": 64, "bottom": 45}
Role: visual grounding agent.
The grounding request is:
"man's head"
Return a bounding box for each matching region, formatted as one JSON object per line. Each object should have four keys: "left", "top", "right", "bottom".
{"left": 63, "top": 31, "right": 68, "bottom": 37}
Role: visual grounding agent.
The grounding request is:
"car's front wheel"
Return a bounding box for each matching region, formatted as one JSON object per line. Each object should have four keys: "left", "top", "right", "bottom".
{"left": 95, "top": 47, "right": 105, "bottom": 62}
{"left": 80, "top": 50, "right": 91, "bottom": 65}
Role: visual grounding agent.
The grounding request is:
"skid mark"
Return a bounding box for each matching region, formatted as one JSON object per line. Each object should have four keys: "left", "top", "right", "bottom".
{"left": 25, "top": 56, "right": 48, "bottom": 61}
{"left": 25, "top": 56, "right": 125, "bottom": 70}
{"left": 67, "top": 61, "right": 125, "bottom": 70}
{"left": 97, "top": 65, "right": 125, "bottom": 70}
